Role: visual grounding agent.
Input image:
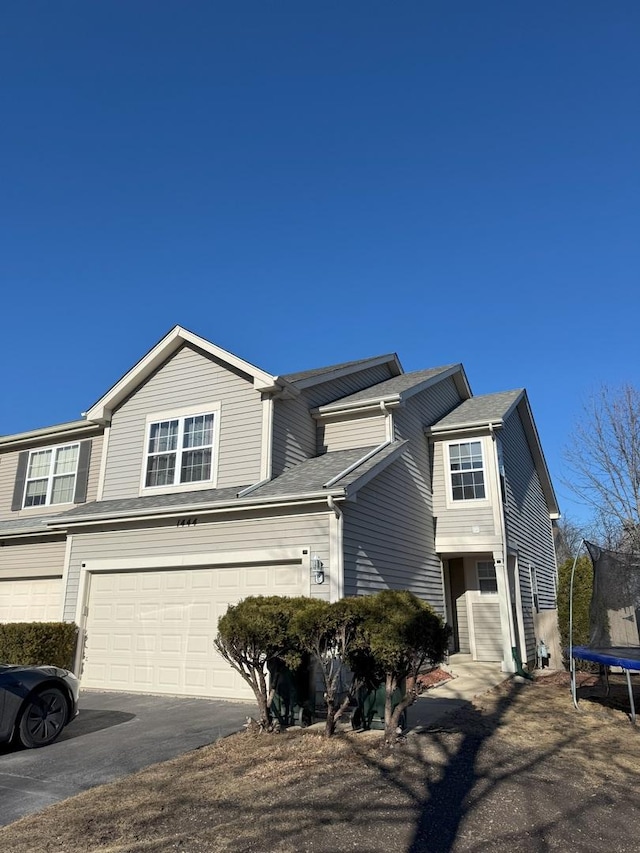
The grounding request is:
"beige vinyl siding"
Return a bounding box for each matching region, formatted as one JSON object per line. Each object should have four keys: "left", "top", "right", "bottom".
{"left": 500, "top": 409, "right": 557, "bottom": 661}
{"left": 0, "top": 432, "right": 103, "bottom": 521}
{"left": 471, "top": 599, "right": 502, "bottom": 661}
{"left": 63, "top": 506, "right": 332, "bottom": 621}
{"left": 101, "top": 344, "right": 264, "bottom": 500}
{"left": 271, "top": 396, "right": 316, "bottom": 477}
{"left": 455, "top": 593, "right": 470, "bottom": 653}
{"left": 432, "top": 438, "right": 497, "bottom": 541}
{"left": 317, "top": 414, "right": 386, "bottom": 454}
{"left": 301, "top": 364, "right": 394, "bottom": 409}
{"left": 0, "top": 537, "right": 66, "bottom": 579}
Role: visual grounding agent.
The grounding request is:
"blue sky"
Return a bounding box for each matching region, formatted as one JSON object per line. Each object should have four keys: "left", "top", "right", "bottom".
{"left": 1, "top": 2, "right": 639, "bottom": 525}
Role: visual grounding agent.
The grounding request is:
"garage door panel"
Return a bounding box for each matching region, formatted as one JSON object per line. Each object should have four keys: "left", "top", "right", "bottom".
{"left": 82, "top": 562, "right": 308, "bottom": 699}
{"left": 0, "top": 578, "right": 62, "bottom": 623}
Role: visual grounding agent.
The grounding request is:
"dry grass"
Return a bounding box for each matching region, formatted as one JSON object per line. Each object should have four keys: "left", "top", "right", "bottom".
{"left": 2, "top": 671, "right": 640, "bottom": 853}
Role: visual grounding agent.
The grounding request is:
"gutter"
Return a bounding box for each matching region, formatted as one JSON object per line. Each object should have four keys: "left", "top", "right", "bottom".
{"left": 46, "top": 489, "right": 348, "bottom": 529}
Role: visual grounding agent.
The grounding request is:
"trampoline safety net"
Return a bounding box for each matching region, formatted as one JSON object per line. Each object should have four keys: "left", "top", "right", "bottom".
{"left": 585, "top": 541, "right": 640, "bottom": 648}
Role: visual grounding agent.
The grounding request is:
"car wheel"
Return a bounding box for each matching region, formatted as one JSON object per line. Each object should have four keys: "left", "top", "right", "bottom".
{"left": 17, "top": 687, "right": 68, "bottom": 748}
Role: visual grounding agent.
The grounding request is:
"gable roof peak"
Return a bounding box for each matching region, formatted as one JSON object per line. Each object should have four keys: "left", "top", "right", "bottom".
{"left": 85, "top": 325, "right": 278, "bottom": 424}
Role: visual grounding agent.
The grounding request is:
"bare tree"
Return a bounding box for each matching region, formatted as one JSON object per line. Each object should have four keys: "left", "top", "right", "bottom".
{"left": 564, "top": 384, "right": 640, "bottom": 550}
{"left": 553, "top": 516, "right": 585, "bottom": 564}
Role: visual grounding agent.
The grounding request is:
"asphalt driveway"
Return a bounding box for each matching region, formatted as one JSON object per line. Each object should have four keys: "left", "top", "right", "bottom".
{"left": 0, "top": 690, "right": 250, "bottom": 827}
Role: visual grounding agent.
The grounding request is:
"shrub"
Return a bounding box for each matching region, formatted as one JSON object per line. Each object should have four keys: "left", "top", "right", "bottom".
{"left": 557, "top": 555, "right": 595, "bottom": 669}
{"left": 214, "top": 596, "right": 309, "bottom": 730}
{"left": 289, "top": 596, "right": 366, "bottom": 737}
{"left": 346, "top": 590, "right": 450, "bottom": 743}
{"left": 0, "top": 622, "right": 78, "bottom": 669}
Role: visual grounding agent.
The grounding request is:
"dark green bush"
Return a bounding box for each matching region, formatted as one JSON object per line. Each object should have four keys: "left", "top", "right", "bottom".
{"left": 557, "top": 556, "right": 595, "bottom": 670}
{"left": 0, "top": 622, "right": 78, "bottom": 669}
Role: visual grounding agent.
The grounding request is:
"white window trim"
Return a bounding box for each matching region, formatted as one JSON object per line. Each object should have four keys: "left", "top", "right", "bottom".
{"left": 139, "top": 402, "right": 221, "bottom": 496}
{"left": 23, "top": 442, "right": 81, "bottom": 508}
{"left": 445, "top": 438, "right": 490, "bottom": 507}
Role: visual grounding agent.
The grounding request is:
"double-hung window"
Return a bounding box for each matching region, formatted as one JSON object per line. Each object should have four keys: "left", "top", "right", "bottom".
{"left": 24, "top": 444, "right": 80, "bottom": 507}
{"left": 449, "top": 440, "right": 486, "bottom": 501}
{"left": 477, "top": 560, "right": 498, "bottom": 594}
{"left": 145, "top": 412, "right": 216, "bottom": 488}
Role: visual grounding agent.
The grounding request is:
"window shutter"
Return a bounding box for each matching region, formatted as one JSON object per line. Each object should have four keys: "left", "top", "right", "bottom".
{"left": 11, "top": 451, "right": 29, "bottom": 511}
{"left": 73, "top": 440, "right": 92, "bottom": 504}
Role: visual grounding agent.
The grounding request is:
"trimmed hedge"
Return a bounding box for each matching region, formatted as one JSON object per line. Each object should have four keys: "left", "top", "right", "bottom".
{"left": 0, "top": 622, "right": 78, "bottom": 669}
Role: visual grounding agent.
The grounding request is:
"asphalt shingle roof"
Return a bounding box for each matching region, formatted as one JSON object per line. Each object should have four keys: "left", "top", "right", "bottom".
{"left": 317, "top": 365, "right": 459, "bottom": 410}
{"left": 0, "top": 515, "right": 63, "bottom": 536}
{"left": 431, "top": 389, "right": 524, "bottom": 430}
{"left": 50, "top": 443, "right": 404, "bottom": 523}
{"left": 282, "top": 355, "right": 396, "bottom": 384}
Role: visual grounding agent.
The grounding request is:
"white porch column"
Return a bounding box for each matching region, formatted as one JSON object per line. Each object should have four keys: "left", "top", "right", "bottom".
{"left": 494, "top": 549, "right": 516, "bottom": 673}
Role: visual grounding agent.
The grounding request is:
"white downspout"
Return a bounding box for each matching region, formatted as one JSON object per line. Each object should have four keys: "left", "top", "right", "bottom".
{"left": 327, "top": 495, "right": 344, "bottom": 603}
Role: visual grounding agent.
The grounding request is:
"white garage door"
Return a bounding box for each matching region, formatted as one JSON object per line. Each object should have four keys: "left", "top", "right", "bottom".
{"left": 81, "top": 562, "right": 308, "bottom": 700}
{"left": 0, "top": 578, "right": 62, "bottom": 623}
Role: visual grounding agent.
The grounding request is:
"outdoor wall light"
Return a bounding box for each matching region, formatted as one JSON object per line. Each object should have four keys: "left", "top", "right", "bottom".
{"left": 311, "top": 555, "right": 325, "bottom": 584}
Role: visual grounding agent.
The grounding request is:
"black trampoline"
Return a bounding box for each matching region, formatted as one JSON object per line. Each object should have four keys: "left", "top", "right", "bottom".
{"left": 569, "top": 541, "right": 640, "bottom": 724}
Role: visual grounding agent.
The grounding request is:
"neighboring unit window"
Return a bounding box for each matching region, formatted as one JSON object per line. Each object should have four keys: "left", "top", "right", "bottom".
{"left": 477, "top": 560, "right": 498, "bottom": 594}
{"left": 449, "top": 440, "right": 486, "bottom": 500}
{"left": 145, "top": 413, "right": 215, "bottom": 488}
{"left": 530, "top": 565, "right": 540, "bottom": 613}
{"left": 24, "top": 444, "right": 79, "bottom": 507}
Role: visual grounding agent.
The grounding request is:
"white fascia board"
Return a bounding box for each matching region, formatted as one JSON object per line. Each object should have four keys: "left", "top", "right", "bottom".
{"left": 340, "top": 441, "right": 408, "bottom": 498}
{"left": 0, "top": 420, "right": 100, "bottom": 449}
{"left": 426, "top": 421, "right": 504, "bottom": 438}
{"left": 312, "top": 396, "right": 402, "bottom": 419}
{"left": 85, "top": 325, "right": 277, "bottom": 423}
{"left": 46, "top": 490, "right": 347, "bottom": 528}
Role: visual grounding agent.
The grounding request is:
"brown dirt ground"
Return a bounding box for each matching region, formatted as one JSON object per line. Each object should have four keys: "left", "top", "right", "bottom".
{"left": 2, "top": 670, "right": 640, "bottom": 853}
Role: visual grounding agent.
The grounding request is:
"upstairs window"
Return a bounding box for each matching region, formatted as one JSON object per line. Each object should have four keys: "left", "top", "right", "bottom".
{"left": 24, "top": 444, "right": 80, "bottom": 507}
{"left": 477, "top": 560, "right": 498, "bottom": 594}
{"left": 449, "top": 440, "right": 486, "bottom": 500}
{"left": 529, "top": 565, "right": 540, "bottom": 612}
{"left": 145, "top": 412, "right": 215, "bottom": 488}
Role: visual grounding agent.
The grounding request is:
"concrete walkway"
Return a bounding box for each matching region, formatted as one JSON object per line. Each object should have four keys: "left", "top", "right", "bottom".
{"left": 408, "top": 655, "right": 509, "bottom": 730}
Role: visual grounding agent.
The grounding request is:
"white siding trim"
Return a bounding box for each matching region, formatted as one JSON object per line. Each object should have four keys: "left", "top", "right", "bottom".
{"left": 260, "top": 396, "right": 273, "bottom": 481}
{"left": 96, "top": 426, "right": 110, "bottom": 500}
{"left": 60, "top": 534, "right": 73, "bottom": 619}
{"left": 328, "top": 499, "right": 344, "bottom": 603}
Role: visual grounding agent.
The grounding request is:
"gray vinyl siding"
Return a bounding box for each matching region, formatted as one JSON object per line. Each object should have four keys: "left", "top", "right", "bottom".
{"left": 318, "top": 414, "right": 386, "bottom": 454}
{"left": 0, "top": 537, "right": 66, "bottom": 579}
{"left": 101, "top": 344, "right": 264, "bottom": 500}
{"left": 501, "top": 408, "right": 557, "bottom": 661}
{"left": 431, "top": 438, "right": 497, "bottom": 539}
{"left": 0, "top": 432, "right": 103, "bottom": 521}
{"left": 85, "top": 434, "right": 103, "bottom": 503}
{"left": 342, "top": 378, "right": 463, "bottom": 610}
{"left": 63, "top": 506, "right": 332, "bottom": 621}
{"left": 342, "top": 457, "right": 443, "bottom": 608}
{"left": 301, "top": 364, "right": 394, "bottom": 409}
{"left": 271, "top": 396, "right": 316, "bottom": 477}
